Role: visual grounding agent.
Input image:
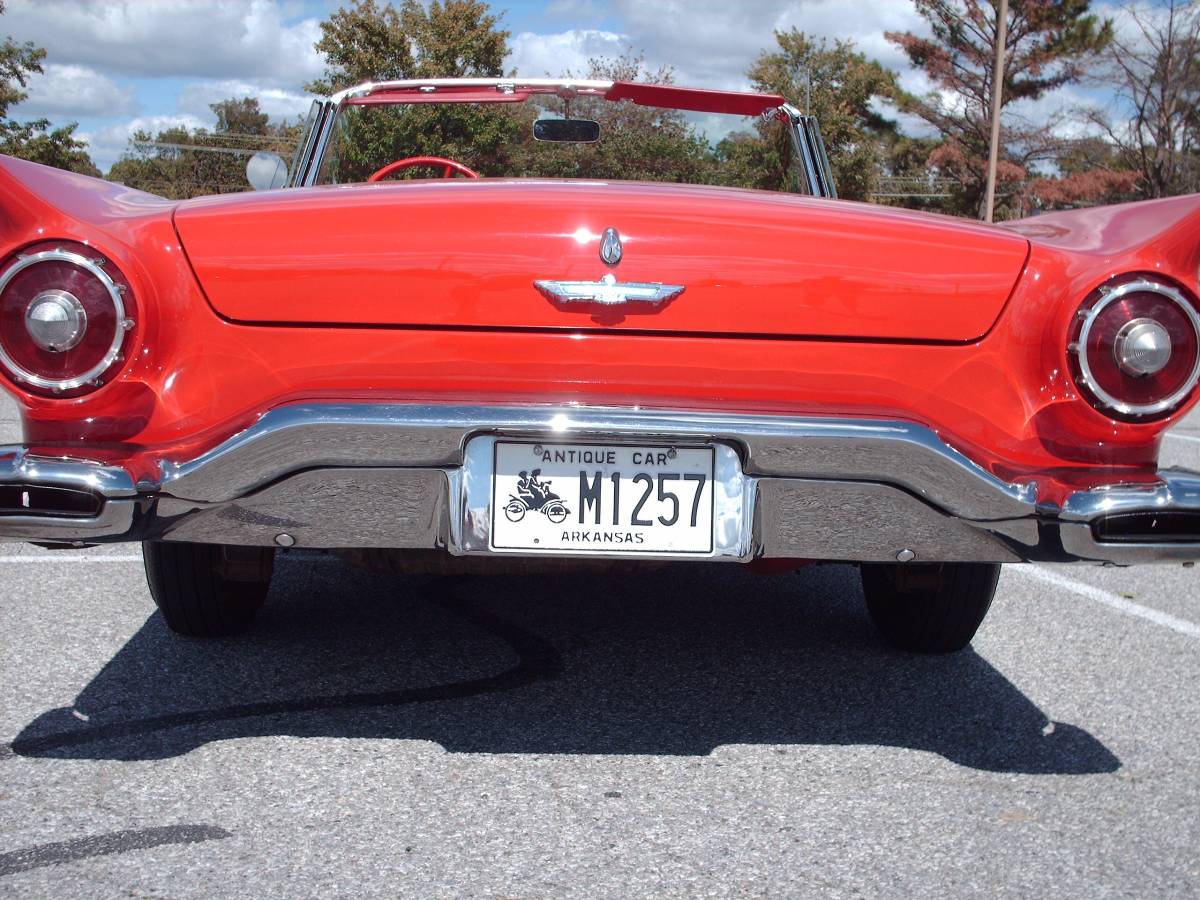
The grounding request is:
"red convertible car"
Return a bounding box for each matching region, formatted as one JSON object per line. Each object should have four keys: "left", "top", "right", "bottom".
{"left": 1, "top": 77, "right": 1198, "bottom": 652}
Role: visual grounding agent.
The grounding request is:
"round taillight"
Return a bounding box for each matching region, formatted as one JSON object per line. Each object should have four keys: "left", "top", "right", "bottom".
{"left": 1070, "top": 278, "right": 1200, "bottom": 419}
{"left": 0, "top": 244, "right": 135, "bottom": 395}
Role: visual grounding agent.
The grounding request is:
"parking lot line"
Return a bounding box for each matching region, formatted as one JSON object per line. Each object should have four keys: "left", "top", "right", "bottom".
{"left": 1164, "top": 432, "right": 1200, "bottom": 444}
{"left": 0, "top": 555, "right": 142, "bottom": 564}
{"left": 1014, "top": 565, "right": 1200, "bottom": 638}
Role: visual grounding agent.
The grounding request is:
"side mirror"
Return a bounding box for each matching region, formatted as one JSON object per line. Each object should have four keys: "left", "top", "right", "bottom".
{"left": 533, "top": 118, "right": 601, "bottom": 143}
{"left": 246, "top": 151, "right": 288, "bottom": 191}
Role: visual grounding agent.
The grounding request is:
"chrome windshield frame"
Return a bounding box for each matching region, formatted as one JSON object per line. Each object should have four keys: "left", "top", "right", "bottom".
{"left": 294, "top": 80, "right": 838, "bottom": 197}
{"left": 778, "top": 103, "right": 837, "bottom": 199}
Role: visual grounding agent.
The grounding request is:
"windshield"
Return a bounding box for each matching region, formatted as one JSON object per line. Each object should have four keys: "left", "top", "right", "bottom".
{"left": 314, "top": 96, "right": 803, "bottom": 192}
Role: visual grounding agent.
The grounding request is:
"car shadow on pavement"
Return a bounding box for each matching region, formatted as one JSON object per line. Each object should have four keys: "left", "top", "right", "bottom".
{"left": 9, "top": 555, "right": 1119, "bottom": 774}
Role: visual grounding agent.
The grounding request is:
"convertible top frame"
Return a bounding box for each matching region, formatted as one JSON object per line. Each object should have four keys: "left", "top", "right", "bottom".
{"left": 290, "top": 77, "right": 837, "bottom": 198}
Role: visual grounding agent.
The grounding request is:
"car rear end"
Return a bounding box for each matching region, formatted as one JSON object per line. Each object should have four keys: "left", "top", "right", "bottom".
{"left": 3, "top": 151, "right": 1200, "bottom": 647}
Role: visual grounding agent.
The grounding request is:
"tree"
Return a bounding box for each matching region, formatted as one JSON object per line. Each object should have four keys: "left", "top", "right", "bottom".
{"left": 309, "top": 0, "right": 518, "bottom": 183}
{"left": 400, "top": 0, "right": 508, "bottom": 79}
{"left": 306, "top": 0, "right": 413, "bottom": 95}
{"left": 1088, "top": 0, "right": 1200, "bottom": 198}
{"left": 307, "top": 0, "right": 507, "bottom": 93}
{"left": 108, "top": 97, "right": 298, "bottom": 198}
{"left": 0, "top": 0, "right": 42, "bottom": 118}
{"left": 887, "top": 0, "right": 1113, "bottom": 217}
{"left": 1021, "top": 136, "right": 1139, "bottom": 209}
{"left": 732, "top": 29, "right": 905, "bottom": 200}
{"left": 211, "top": 97, "right": 269, "bottom": 137}
{"left": 0, "top": 0, "right": 99, "bottom": 175}
{"left": 503, "top": 53, "right": 711, "bottom": 183}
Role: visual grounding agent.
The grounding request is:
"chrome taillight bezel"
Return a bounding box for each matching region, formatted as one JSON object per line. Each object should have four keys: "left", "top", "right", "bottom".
{"left": 1072, "top": 278, "right": 1200, "bottom": 418}
{"left": 0, "top": 247, "right": 131, "bottom": 392}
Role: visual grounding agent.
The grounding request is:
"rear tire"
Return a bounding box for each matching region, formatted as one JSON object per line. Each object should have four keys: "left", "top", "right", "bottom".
{"left": 143, "top": 541, "right": 275, "bottom": 637}
{"left": 860, "top": 562, "right": 1000, "bottom": 654}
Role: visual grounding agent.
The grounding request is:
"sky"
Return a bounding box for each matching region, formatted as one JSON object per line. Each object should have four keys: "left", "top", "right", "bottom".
{"left": 2, "top": 0, "right": 1122, "bottom": 173}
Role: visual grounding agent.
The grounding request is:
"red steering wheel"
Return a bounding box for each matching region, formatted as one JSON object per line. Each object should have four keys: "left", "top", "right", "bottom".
{"left": 368, "top": 156, "right": 480, "bottom": 182}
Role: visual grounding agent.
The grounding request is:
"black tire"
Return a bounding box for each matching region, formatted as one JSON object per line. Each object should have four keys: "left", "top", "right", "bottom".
{"left": 860, "top": 561, "right": 1000, "bottom": 654}
{"left": 143, "top": 541, "right": 275, "bottom": 637}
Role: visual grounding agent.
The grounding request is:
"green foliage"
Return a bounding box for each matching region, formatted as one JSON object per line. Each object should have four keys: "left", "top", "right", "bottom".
{"left": 108, "top": 98, "right": 299, "bottom": 199}
{"left": 306, "top": 0, "right": 508, "bottom": 93}
{"left": 211, "top": 97, "right": 270, "bottom": 136}
{"left": 320, "top": 52, "right": 715, "bottom": 185}
{"left": 310, "top": 0, "right": 516, "bottom": 183}
{"left": 0, "top": 0, "right": 44, "bottom": 120}
{"left": 0, "top": 0, "right": 98, "bottom": 175}
{"left": 712, "top": 130, "right": 791, "bottom": 192}
{"left": 400, "top": 0, "right": 509, "bottom": 79}
{"left": 0, "top": 119, "right": 99, "bottom": 176}
{"left": 306, "top": 0, "right": 412, "bottom": 94}
{"left": 736, "top": 29, "right": 905, "bottom": 200}
{"left": 507, "top": 54, "right": 712, "bottom": 183}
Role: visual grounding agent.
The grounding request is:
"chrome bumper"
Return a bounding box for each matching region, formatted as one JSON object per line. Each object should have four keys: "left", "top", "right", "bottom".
{"left": 1, "top": 404, "right": 1198, "bottom": 565}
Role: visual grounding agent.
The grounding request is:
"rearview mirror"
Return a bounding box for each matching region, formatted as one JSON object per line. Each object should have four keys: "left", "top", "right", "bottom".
{"left": 533, "top": 118, "right": 601, "bottom": 143}
{"left": 246, "top": 151, "right": 288, "bottom": 191}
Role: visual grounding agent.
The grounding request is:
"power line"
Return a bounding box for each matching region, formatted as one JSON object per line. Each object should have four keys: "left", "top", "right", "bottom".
{"left": 130, "top": 140, "right": 297, "bottom": 157}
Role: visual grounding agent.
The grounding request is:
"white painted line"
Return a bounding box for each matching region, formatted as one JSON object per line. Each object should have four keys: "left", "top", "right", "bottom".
{"left": 1014, "top": 565, "right": 1200, "bottom": 639}
{"left": 0, "top": 554, "right": 142, "bottom": 564}
{"left": 1164, "top": 432, "right": 1200, "bottom": 444}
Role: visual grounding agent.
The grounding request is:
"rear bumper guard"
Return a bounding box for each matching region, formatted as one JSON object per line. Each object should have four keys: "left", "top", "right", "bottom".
{"left": 1, "top": 404, "right": 1197, "bottom": 565}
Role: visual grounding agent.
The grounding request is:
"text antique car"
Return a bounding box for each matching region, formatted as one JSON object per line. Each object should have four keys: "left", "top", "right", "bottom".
{"left": 2, "top": 77, "right": 1199, "bottom": 653}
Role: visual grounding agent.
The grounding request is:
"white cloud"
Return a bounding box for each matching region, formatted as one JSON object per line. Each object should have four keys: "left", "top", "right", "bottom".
{"left": 13, "top": 64, "right": 137, "bottom": 119}
{"left": 177, "top": 80, "right": 314, "bottom": 123}
{"left": 508, "top": 29, "right": 629, "bottom": 79}
{"left": 599, "top": 0, "right": 929, "bottom": 91}
{"left": 3, "top": 0, "right": 323, "bottom": 87}
{"left": 81, "top": 114, "right": 208, "bottom": 175}
{"left": 507, "top": 1, "right": 931, "bottom": 97}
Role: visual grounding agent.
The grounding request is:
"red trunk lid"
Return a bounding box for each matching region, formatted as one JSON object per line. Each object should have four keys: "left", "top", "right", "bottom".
{"left": 173, "top": 181, "right": 1028, "bottom": 342}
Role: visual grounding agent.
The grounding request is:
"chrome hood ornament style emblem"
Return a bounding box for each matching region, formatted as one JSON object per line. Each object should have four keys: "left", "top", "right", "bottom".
{"left": 535, "top": 274, "right": 684, "bottom": 307}
{"left": 599, "top": 227, "right": 623, "bottom": 266}
{"left": 535, "top": 225, "right": 684, "bottom": 308}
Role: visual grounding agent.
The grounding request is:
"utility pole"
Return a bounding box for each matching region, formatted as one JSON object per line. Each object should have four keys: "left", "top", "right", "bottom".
{"left": 983, "top": 0, "right": 1009, "bottom": 223}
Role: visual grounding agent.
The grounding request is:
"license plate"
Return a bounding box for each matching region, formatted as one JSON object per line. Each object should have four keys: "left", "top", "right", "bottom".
{"left": 489, "top": 441, "right": 716, "bottom": 555}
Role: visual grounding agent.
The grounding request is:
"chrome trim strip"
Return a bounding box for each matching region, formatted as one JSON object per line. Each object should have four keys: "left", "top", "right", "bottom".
{"left": 0, "top": 499, "right": 136, "bottom": 542}
{"left": 328, "top": 78, "right": 615, "bottom": 105}
{"left": 0, "top": 447, "right": 137, "bottom": 497}
{"left": 0, "top": 249, "right": 130, "bottom": 391}
{"left": 1060, "top": 469, "right": 1200, "bottom": 520}
{"left": 1058, "top": 522, "right": 1200, "bottom": 565}
{"left": 533, "top": 276, "right": 685, "bottom": 307}
{"left": 155, "top": 404, "right": 1038, "bottom": 520}
{"left": 1073, "top": 279, "right": 1200, "bottom": 417}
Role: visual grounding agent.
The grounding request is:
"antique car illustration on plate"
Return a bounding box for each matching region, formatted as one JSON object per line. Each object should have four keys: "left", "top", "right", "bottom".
{"left": 2, "top": 77, "right": 1199, "bottom": 653}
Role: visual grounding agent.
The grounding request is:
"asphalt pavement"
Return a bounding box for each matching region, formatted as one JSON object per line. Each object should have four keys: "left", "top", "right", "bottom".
{"left": 1, "top": 389, "right": 1198, "bottom": 897}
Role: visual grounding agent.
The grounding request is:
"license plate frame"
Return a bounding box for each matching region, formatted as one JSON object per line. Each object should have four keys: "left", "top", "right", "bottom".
{"left": 452, "top": 435, "right": 754, "bottom": 561}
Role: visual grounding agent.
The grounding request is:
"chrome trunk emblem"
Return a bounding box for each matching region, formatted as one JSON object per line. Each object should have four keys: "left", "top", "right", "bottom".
{"left": 599, "top": 227, "right": 623, "bottom": 266}
{"left": 534, "top": 274, "right": 684, "bottom": 307}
